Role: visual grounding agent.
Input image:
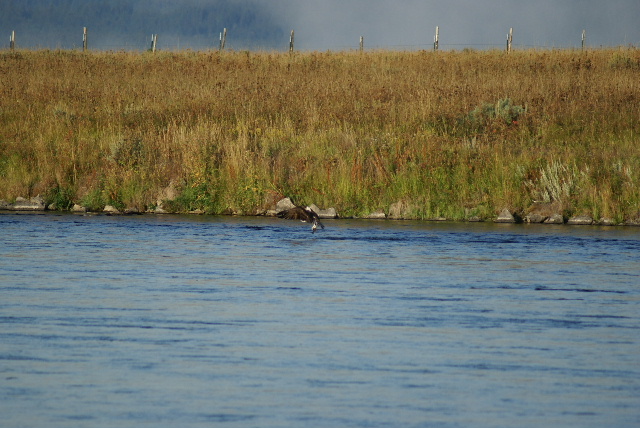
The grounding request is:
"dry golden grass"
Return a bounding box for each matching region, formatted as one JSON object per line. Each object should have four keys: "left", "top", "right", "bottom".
{"left": 1, "top": 48, "right": 639, "bottom": 220}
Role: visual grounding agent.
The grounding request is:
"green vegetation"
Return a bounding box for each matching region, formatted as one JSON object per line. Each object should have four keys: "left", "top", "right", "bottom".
{"left": 1, "top": 48, "right": 639, "bottom": 221}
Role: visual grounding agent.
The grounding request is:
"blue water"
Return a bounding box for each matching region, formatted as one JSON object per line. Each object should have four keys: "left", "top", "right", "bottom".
{"left": 1, "top": 212, "right": 639, "bottom": 427}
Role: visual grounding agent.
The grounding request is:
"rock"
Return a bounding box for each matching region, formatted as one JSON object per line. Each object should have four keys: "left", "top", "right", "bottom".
{"left": 544, "top": 214, "right": 564, "bottom": 224}
{"left": 364, "top": 211, "right": 386, "bottom": 219}
{"left": 624, "top": 218, "right": 640, "bottom": 226}
{"left": 388, "top": 202, "right": 403, "bottom": 219}
{"left": 525, "top": 213, "right": 547, "bottom": 223}
{"left": 103, "top": 205, "right": 121, "bottom": 214}
{"left": 71, "top": 204, "right": 87, "bottom": 213}
{"left": 157, "top": 181, "right": 178, "bottom": 203}
{"left": 0, "top": 199, "right": 11, "bottom": 210}
{"left": 320, "top": 208, "right": 337, "bottom": 219}
{"left": 467, "top": 216, "right": 483, "bottom": 222}
{"left": 495, "top": 208, "right": 515, "bottom": 223}
{"left": 527, "top": 201, "right": 565, "bottom": 224}
{"left": 389, "top": 201, "right": 413, "bottom": 219}
{"left": 9, "top": 196, "right": 46, "bottom": 211}
{"left": 273, "top": 198, "right": 337, "bottom": 218}
{"left": 123, "top": 207, "right": 141, "bottom": 214}
{"left": 567, "top": 215, "right": 593, "bottom": 225}
{"left": 262, "top": 191, "right": 283, "bottom": 214}
{"left": 154, "top": 180, "right": 180, "bottom": 211}
{"left": 309, "top": 204, "right": 337, "bottom": 219}
{"left": 599, "top": 217, "right": 617, "bottom": 226}
{"left": 275, "top": 197, "right": 296, "bottom": 212}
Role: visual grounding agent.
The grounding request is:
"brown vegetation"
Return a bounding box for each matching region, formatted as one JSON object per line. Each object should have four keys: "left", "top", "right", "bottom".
{"left": 1, "top": 48, "right": 639, "bottom": 221}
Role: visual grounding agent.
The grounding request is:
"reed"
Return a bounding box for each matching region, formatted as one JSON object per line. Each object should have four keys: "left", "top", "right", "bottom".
{"left": 1, "top": 48, "right": 639, "bottom": 221}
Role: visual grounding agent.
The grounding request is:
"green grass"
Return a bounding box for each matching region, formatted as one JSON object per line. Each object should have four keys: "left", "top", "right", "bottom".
{"left": 1, "top": 48, "right": 639, "bottom": 221}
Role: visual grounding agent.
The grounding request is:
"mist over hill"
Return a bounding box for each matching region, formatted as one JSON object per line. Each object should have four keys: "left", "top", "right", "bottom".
{"left": 0, "top": 0, "right": 286, "bottom": 50}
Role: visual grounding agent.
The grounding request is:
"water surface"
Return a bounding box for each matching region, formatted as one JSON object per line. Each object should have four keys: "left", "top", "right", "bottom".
{"left": 1, "top": 213, "right": 639, "bottom": 427}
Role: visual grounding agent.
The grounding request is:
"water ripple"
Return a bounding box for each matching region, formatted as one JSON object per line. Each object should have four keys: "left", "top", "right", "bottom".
{"left": 1, "top": 213, "right": 639, "bottom": 428}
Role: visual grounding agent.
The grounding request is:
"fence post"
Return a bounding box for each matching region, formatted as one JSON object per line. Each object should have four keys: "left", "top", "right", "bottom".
{"left": 10, "top": 30, "right": 15, "bottom": 50}
{"left": 360, "top": 36, "right": 364, "bottom": 52}
{"left": 150, "top": 34, "right": 157, "bottom": 52}
{"left": 581, "top": 30, "right": 586, "bottom": 50}
{"left": 506, "top": 27, "right": 513, "bottom": 53}
{"left": 219, "top": 28, "right": 227, "bottom": 50}
{"left": 433, "top": 26, "right": 439, "bottom": 51}
{"left": 289, "top": 30, "right": 294, "bottom": 53}
{"left": 82, "top": 27, "right": 88, "bottom": 51}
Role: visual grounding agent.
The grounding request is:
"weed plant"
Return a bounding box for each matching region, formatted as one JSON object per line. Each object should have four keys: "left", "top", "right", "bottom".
{"left": 0, "top": 48, "right": 639, "bottom": 221}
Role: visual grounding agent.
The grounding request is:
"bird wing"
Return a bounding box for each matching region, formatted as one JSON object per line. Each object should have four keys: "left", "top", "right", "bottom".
{"left": 277, "top": 206, "right": 310, "bottom": 221}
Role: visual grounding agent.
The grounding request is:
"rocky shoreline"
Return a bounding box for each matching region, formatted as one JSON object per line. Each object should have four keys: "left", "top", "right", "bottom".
{"left": 2, "top": 195, "right": 639, "bottom": 226}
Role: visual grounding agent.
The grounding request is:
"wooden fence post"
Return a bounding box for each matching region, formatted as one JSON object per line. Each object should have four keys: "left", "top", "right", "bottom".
{"left": 360, "top": 36, "right": 364, "bottom": 52}
{"left": 150, "top": 34, "right": 157, "bottom": 52}
{"left": 289, "top": 30, "right": 294, "bottom": 53}
{"left": 82, "top": 27, "right": 88, "bottom": 51}
{"left": 506, "top": 27, "right": 513, "bottom": 53}
{"left": 219, "top": 28, "right": 227, "bottom": 50}
{"left": 10, "top": 30, "right": 15, "bottom": 50}
{"left": 582, "top": 30, "right": 586, "bottom": 50}
{"left": 433, "top": 26, "right": 439, "bottom": 51}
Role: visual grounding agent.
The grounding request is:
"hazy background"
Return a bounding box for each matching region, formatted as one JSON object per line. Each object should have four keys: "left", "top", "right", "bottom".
{"left": 2, "top": 0, "right": 639, "bottom": 51}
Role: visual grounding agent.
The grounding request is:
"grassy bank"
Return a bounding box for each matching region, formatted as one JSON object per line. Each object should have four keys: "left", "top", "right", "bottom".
{"left": 1, "top": 48, "right": 639, "bottom": 221}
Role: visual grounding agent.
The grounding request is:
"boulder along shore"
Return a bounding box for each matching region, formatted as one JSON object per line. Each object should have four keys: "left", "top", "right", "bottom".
{"left": 2, "top": 195, "right": 639, "bottom": 226}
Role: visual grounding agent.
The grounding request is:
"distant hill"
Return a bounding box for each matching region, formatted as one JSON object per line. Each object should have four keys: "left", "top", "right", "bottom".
{"left": 0, "top": 0, "right": 286, "bottom": 50}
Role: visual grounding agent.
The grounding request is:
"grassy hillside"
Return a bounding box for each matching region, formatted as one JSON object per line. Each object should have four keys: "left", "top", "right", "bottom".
{"left": 1, "top": 48, "right": 639, "bottom": 221}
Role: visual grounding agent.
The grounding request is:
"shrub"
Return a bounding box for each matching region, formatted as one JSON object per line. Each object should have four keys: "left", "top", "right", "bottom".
{"left": 46, "top": 185, "right": 75, "bottom": 210}
{"left": 466, "top": 98, "right": 526, "bottom": 131}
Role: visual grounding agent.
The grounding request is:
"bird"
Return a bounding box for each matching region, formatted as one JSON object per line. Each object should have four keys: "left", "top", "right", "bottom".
{"left": 277, "top": 205, "right": 325, "bottom": 233}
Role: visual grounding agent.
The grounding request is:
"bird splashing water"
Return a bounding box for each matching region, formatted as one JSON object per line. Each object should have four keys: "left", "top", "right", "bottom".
{"left": 277, "top": 205, "right": 325, "bottom": 233}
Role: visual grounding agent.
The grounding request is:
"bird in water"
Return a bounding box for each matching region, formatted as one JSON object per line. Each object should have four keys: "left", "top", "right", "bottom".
{"left": 277, "top": 205, "right": 325, "bottom": 233}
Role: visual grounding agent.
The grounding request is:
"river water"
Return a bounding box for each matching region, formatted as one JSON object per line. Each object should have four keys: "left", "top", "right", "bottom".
{"left": 1, "top": 212, "right": 639, "bottom": 427}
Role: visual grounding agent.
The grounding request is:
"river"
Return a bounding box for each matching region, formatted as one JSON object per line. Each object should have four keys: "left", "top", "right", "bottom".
{"left": 1, "top": 212, "right": 639, "bottom": 427}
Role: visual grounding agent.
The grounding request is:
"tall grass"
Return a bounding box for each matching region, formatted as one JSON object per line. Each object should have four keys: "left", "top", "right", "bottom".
{"left": 1, "top": 48, "right": 639, "bottom": 220}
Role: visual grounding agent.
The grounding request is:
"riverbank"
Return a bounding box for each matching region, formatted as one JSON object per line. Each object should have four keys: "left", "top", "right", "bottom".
{"left": 3, "top": 194, "right": 640, "bottom": 226}
{"left": 1, "top": 49, "right": 639, "bottom": 222}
